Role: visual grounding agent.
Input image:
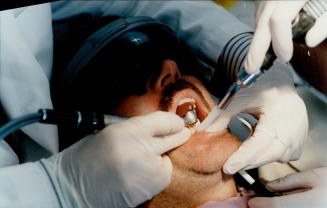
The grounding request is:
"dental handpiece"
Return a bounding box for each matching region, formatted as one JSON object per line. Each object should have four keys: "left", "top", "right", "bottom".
{"left": 0, "top": 109, "right": 127, "bottom": 141}
{"left": 38, "top": 109, "right": 126, "bottom": 132}
{"left": 198, "top": 0, "right": 326, "bottom": 196}
{"left": 198, "top": 4, "right": 319, "bottom": 131}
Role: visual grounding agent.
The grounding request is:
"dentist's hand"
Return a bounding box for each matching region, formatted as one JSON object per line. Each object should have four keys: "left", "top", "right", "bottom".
{"left": 244, "top": 0, "right": 327, "bottom": 74}
{"left": 41, "top": 111, "right": 191, "bottom": 208}
{"left": 249, "top": 167, "right": 327, "bottom": 208}
{"left": 207, "top": 61, "right": 308, "bottom": 174}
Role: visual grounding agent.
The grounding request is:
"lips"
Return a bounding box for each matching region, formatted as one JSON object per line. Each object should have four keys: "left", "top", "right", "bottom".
{"left": 169, "top": 88, "right": 209, "bottom": 124}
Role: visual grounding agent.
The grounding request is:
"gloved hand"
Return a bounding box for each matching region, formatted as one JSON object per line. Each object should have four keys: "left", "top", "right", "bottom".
{"left": 244, "top": 0, "right": 327, "bottom": 74}
{"left": 40, "top": 111, "right": 191, "bottom": 208}
{"left": 206, "top": 61, "right": 308, "bottom": 174}
{"left": 248, "top": 167, "right": 327, "bottom": 208}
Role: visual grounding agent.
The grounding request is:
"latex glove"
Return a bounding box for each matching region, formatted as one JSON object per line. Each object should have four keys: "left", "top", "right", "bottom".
{"left": 244, "top": 0, "right": 327, "bottom": 73}
{"left": 249, "top": 167, "right": 327, "bottom": 208}
{"left": 207, "top": 61, "right": 308, "bottom": 174}
{"left": 40, "top": 111, "right": 191, "bottom": 208}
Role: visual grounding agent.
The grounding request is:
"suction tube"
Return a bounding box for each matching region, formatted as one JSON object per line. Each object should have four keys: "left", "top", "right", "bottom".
{"left": 0, "top": 109, "right": 125, "bottom": 141}
{"left": 0, "top": 112, "right": 43, "bottom": 140}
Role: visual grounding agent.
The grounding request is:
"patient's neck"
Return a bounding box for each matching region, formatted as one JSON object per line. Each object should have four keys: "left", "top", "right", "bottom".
{"left": 141, "top": 166, "right": 238, "bottom": 208}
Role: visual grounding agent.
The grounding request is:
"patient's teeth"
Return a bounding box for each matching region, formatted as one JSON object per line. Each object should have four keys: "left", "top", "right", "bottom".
{"left": 176, "top": 98, "right": 199, "bottom": 128}
{"left": 176, "top": 102, "right": 194, "bottom": 118}
{"left": 178, "top": 98, "right": 195, "bottom": 106}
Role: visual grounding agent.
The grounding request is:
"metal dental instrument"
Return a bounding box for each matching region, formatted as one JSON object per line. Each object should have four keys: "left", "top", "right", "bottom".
{"left": 183, "top": 105, "right": 198, "bottom": 128}
{"left": 198, "top": 5, "right": 319, "bottom": 131}
{"left": 198, "top": 0, "right": 325, "bottom": 197}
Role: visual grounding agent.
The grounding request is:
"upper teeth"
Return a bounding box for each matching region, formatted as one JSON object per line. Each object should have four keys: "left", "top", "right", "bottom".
{"left": 178, "top": 98, "right": 195, "bottom": 106}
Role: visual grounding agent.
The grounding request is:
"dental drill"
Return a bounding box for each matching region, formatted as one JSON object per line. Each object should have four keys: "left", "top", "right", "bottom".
{"left": 196, "top": 0, "right": 327, "bottom": 197}
{"left": 0, "top": 107, "right": 197, "bottom": 141}
{"left": 198, "top": 5, "right": 319, "bottom": 131}
{"left": 0, "top": 109, "right": 126, "bottom": 141}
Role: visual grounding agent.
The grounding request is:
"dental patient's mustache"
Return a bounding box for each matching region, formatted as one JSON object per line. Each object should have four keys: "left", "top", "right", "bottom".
{"left": 160, "top": 79, "right": 207, "bottom": 111}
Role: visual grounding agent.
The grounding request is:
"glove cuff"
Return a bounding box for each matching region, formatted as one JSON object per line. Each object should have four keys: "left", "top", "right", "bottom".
{"left": 40, "top": 149, "right": 86, "bottom": 208}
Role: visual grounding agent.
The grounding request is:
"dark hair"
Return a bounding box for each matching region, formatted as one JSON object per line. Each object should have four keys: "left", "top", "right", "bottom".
{"left": 65, "top": 25, "right": 184, "bottom": 114}
{"left": 51, "top": 16, "right": 208, "bottom": 149}
{"left": 54, "top": 16, "right": 207, "bottom": 114}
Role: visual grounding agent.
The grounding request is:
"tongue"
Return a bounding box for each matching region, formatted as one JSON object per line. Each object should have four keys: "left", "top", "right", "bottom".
{"left": 176, "top": 102, "right": 194, "bottom": 118}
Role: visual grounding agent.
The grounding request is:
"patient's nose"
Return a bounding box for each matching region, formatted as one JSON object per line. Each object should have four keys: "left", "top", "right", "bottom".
{"left": 154, "top": 60, "right": 181, "bottom": 91}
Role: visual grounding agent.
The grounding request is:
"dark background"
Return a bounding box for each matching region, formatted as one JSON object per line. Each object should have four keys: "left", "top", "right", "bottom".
{"left": 0, "top": 0, "right": 59, "bottom": 11}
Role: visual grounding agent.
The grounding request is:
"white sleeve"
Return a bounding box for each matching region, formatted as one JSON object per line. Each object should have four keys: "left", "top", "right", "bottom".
{"left": 0, "top": 162, "right": 63, "bottom": 208}
{"left": 0, "top": 140, "right": 19, "bottom": 167}
{"left": 0, "top": 4, "right": 58, "bottom": 153}
{"left": 51, "top": 1, "right": 253, "bottom": 77}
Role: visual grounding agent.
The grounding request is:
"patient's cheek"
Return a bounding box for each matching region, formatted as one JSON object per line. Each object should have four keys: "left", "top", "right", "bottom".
{"left": 168, "top": 130, "right": 241, "bottom": 174}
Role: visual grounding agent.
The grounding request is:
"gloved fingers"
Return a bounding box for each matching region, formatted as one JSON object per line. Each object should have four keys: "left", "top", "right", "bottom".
{"left": 250, "top": 168, "right": 327, "bottom": 208}
{"left": 242, "top": 139, "right": 287, "bottom": 170}
{"left": 152, "top": 128, "right": 191, "bottom": 155}
{"left": 157, "top": 155, "right": 173, "bottom": 189}
{"left": 248, "top": 194, "right": 307, "bottom": 208}
{"left": 223, "top": 125, "right": 273, "bottom": 174}
{"left": 269, "top": 1, "right": 306, "bottom": 62}
{"left": 244, "top": 2, "right": 275, "bottom": 73}
{"left": 205, "top": 97, "right": 260, "bottom": 133}
{"left": 254, "top": 1, "right": 270, "bottom": 20}
{"left": 267, "top": 169, "right": 318, "bottom": 192}
{"left": 255, "top": 1, "right": 277, "bottom": 26}
{"left": 270, "top": 20, "right": 293, "bottom": 62}
{"left": 306, "top": 12, "right": 327, "bottom": 47}
{"left": 280, "top": 144, "right": 300, "bottom": 162}
{"left": 244, "top": 24, "right": 272, "bottom": 74}
{"left": 135, "top": 111, "right": 184, "bottom": 136}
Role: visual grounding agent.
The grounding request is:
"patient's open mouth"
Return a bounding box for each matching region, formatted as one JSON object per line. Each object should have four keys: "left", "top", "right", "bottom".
{"left": 171, "top": 88, "right": 210, "bottom": 127}
{"left": 160, "top": 78, "right": 210, "bottom": 127}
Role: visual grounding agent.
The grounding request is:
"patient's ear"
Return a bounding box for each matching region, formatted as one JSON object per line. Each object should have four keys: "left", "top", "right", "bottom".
{"left": 154, "top": 60, "right": 181, "bottom": 92}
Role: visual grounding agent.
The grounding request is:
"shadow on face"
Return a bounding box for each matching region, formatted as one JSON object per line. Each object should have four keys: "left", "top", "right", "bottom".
{"left": 115, "top": 59, "right": 241, "bottom": 178}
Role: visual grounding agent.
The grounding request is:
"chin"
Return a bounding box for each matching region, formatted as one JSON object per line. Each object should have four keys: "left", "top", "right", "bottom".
{"left": 168, "top": 129, "right": 241, "bottom": 175}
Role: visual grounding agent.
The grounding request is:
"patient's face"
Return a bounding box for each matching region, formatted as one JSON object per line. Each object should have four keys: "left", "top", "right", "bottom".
{"left": 115, "top": 59, "right": 241, "bottom": 206}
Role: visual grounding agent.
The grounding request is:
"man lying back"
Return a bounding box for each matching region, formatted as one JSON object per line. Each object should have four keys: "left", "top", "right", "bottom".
{"left": 58, "top": 21, "right": 264, "bottom": 208}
